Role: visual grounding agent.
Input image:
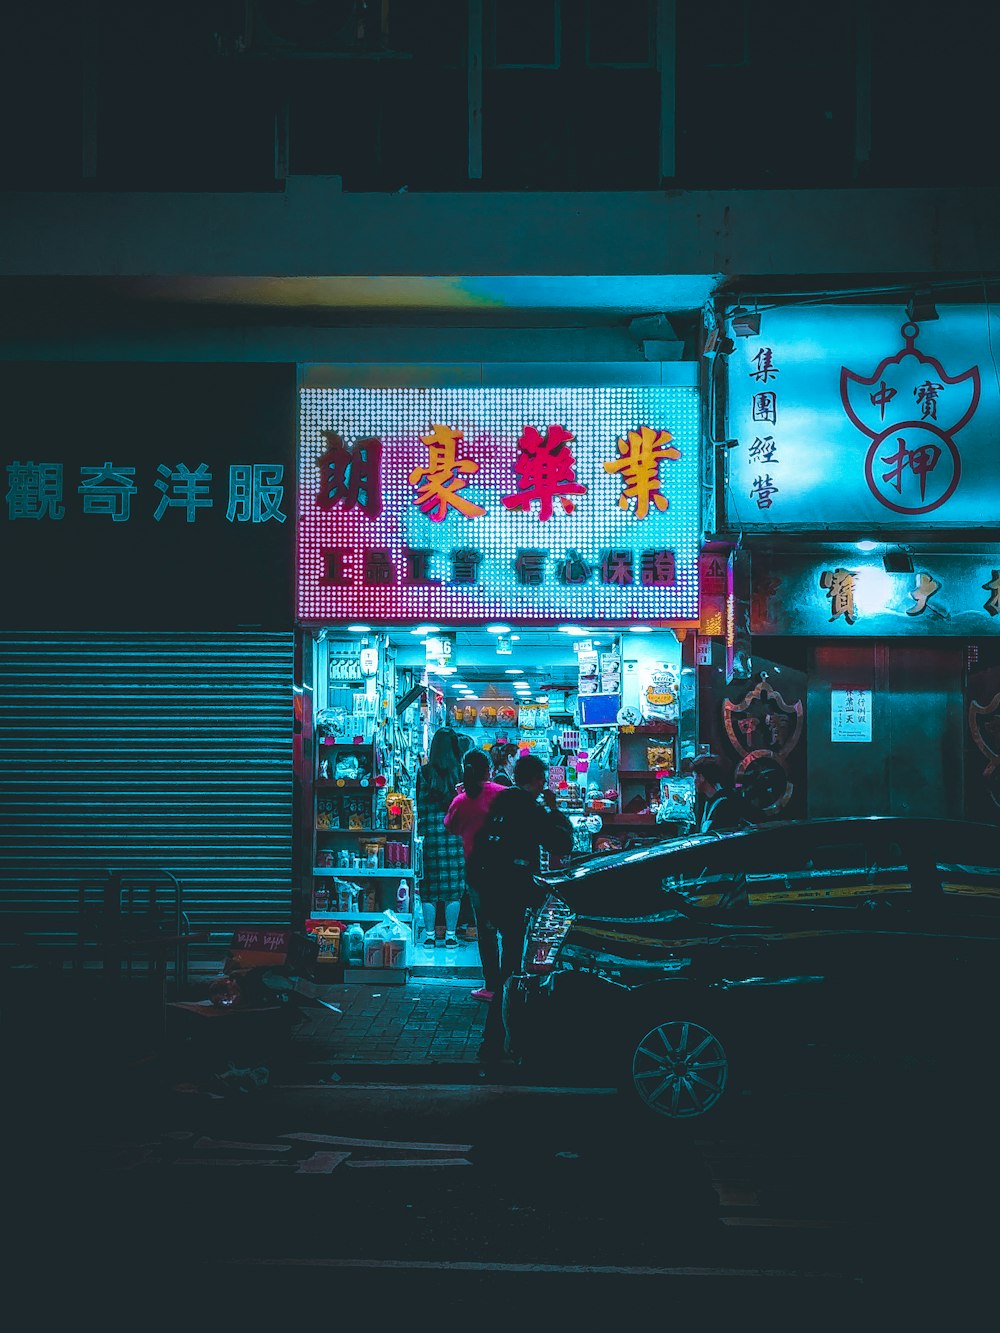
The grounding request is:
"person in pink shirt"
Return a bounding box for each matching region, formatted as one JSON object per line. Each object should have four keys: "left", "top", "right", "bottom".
{"left": 444, "top": 749, "right": 505, "bottom": 1002}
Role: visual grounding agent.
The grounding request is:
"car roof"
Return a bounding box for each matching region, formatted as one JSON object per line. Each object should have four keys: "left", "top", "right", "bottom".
{"left": 541, "top": 815, "right": 998, "bottom": 891}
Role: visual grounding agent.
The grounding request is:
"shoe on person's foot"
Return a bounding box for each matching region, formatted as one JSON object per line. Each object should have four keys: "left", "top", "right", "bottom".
{"left": 444, "top": 932, "right": 459, "bottom": 948}
{"left": 470, "top": 988, "right": 494, "bottom": 1002}
{"left": 422, "top": 933, "right": 437, "bottom": 947}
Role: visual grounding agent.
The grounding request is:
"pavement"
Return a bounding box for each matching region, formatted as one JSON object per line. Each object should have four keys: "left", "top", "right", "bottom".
{"left": 155, "top": 948, "right": 500, "bottom": 1091}
{"left": 290, "top": 970, "right": 491, "bottom": 1070}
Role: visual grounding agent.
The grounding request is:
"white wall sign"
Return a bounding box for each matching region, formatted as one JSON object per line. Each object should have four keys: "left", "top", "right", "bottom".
{"left": 831, "top": 687, "right": 872, "bottom": 743}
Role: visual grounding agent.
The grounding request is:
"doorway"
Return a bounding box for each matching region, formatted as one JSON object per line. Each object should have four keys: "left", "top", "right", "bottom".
{"left": 808, "top": 642, "right": 964, "bottom": 818}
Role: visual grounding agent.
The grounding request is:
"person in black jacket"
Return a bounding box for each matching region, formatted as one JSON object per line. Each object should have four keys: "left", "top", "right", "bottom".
{"left": 691, "top": 754, "right": 755, "bottom": 832}
{"left": 470, "top": 753, "right": 574, "bottom": 1064}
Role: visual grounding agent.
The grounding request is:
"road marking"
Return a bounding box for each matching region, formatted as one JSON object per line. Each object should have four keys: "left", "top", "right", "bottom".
{"left": 194, "top": 1136, "right": 291, "bottom": 1153}
{"left": 281, "top": 1131, "right": 474, "bottom": 1152}
{"left": 274, "top": 1083, "right": 617, "bottom": 1096}
{"left": 295, "top": 1152, "right": 350, "bottom": 1174}
{"left": 713, "top": 1187, "right": 760, "bottom": 1207}
{"left": 174, "top": 1159, "right": 288, "bottom": 1167}
{"left": 721, "top": 1217, "right": 842, "bottom": 1229}
{"left": 343, "top": 1157, "right": 472, "bottom": 1169}
{"left": 227, "top": 1257, "right": 861, "bottom": 1281}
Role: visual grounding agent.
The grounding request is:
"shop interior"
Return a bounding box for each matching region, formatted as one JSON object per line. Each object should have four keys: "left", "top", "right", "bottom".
{"left": 305, "top": 623, "right": 690, "bottom": 977}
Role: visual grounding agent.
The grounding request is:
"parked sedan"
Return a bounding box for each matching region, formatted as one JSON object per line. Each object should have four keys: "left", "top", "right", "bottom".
{"left": 504, "top": 817, "right": 1000, "bottom": 1121}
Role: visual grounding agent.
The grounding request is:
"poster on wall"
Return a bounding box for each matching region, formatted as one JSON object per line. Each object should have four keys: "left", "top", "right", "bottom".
{"left": 831, "top": 688, "right": 872, "bottom": 743}
{"left": 725, "top": 306, "right": 1000, "bottom": 532}
{"left": 297, "top": 385, "right": 700, "bottom": 624}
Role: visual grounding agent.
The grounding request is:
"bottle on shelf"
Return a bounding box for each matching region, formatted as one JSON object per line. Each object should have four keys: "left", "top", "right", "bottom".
{"left": 396, "top": 878, "right": 409, "bottom": 914}
{"left": 343, "top": 921, "right": 365, "bottom": 968}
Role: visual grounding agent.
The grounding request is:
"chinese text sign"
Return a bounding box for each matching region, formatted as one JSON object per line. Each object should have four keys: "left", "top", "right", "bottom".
{"left": 726, "top": 306, "right": 1000, "bottom": 530}
{"left": 297, "top": 387, "right": 700, "bottom": 623}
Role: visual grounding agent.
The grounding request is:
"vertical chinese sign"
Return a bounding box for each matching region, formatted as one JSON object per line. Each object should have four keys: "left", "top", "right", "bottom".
{"left": 297, "top": 387, "right": 701, "bottom": 623}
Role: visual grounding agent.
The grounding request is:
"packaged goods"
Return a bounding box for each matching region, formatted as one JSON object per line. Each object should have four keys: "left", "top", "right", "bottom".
{"left": 343, "top": 922, "right": 365, "bottom": 967}
{"left": 646, "top": 743, "right": 675, "bottom": 771}
{"left": 308, "top": 922, "right": 342, "bottom": 964}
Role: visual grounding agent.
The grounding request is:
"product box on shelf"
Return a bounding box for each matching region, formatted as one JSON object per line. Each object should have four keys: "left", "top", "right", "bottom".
{"left": 304, "top": 919, "right": 344, "bottom": 965}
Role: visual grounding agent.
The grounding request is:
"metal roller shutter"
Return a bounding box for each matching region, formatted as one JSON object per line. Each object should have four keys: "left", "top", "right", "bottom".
{"left": 0, "top": 632, "right": 294, "bottom": 946}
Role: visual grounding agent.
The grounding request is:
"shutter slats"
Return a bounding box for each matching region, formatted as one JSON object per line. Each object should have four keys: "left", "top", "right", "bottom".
{"left": 0, "top": 632, "right": 294, "bottom": 938}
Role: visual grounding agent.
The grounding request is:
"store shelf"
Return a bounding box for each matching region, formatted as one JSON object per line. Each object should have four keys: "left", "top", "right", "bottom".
{"left": 618, "top": 770, "right": 665, "bottom": 780}
{"left": 315, "top": 827, "right": 412, "bottom": 836}
{"left": 313, "top": 868, "right": 415, "bottom": 877}
{"left": 319, "top": 738, "right": 373, "bottom": 746}
{"left": 620, "top": 723, "right": 678, "bottom": 735}
{"left": 309, "top": 911, "right": 415, "bottom": 922}
{"left": 315, "top": 779, "right": 373, "bottom": 789}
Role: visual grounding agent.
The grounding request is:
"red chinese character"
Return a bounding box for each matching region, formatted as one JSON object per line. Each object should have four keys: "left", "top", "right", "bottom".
{"left": 502, "top": 425, "right": 586, "bottom": 522}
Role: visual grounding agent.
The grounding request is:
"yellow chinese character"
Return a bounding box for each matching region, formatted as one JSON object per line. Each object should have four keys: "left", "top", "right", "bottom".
{"left": 819, "top": 568, "right": 859, "bottom": 624}
{"left": 603, "top": 426, "right": 680, "bottom": 518}
{"left": 408, "top": 424, "right": 486, "bottom": 522}
{"left": 906, "top": 572, "right": 941, "bottom": 617}
{"left": 984, "top": 569, "right": 1000, "bottom": 617}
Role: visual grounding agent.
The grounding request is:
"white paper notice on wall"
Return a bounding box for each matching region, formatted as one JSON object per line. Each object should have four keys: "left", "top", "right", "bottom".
{"left": 831, "top": 687, "right": 872, "bottom": 743}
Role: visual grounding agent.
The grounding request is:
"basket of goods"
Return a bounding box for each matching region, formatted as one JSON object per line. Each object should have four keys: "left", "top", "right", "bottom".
{"left": 479, "top": 705, "right": 497, "bottom": 726}
{"left": 496, "top": 705, "right": 518, "bottom": 727}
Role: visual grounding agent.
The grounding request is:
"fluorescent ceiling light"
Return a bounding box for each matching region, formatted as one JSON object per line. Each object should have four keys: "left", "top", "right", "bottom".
{"left": 486, "top": 623, "right": 511, "bottom": 634}
{"left": 536, "top": 695, "right": 550, "bottom": 703}
{"left": 412, "top": 624, "right": 440, "bottom": 635}
{"left": 558, "top": 625, "right": 588, "bottom": 635}
{"left": 346, "top": 623, "right": 371, "bottom": 632}
{"left": 855, "top": 540, "right": 879, "bottom": 553}
{"left": 505, "top": 668, "right": 523, "bottom": 674}
{"left": 629, "top": 625, "right": 654, "bottom": 633}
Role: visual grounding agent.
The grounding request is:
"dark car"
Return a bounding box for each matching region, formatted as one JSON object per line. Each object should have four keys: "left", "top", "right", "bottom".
{"left": 504, "top": 817, "right": 1000, "bottom": 1121}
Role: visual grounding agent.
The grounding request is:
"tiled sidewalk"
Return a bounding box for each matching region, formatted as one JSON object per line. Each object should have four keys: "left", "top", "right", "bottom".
{"left": 292, "top": 973, "right": 489, "bottom": 1067}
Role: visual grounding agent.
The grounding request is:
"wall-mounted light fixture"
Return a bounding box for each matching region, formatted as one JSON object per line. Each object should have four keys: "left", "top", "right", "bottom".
{"left": 882, "top": 550, "right": 914, "bottom": 573}
{"left": 906, "top": 291, "right": 938, "bottom": 323}
{"left": 731, "top": 306, "right": 761, "bottom": 337}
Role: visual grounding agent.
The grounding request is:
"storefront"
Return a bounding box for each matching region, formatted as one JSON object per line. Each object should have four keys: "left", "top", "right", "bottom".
{"left": 294, "top": 370, "right": 706, "bottom": 974}
{"left": 0, "top": 363, "right": 297, "bottom": 947}
{"left": 709, "top": 304, "right": 1000, "bottom": 822}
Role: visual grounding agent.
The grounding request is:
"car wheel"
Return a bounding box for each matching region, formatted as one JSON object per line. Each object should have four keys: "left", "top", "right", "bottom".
{"left": 627, "top": 1017, "right": 730, "bottom": 1120}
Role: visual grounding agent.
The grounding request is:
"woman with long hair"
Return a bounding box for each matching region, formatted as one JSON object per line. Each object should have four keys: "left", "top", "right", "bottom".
{"left": 489, "top": 741, "right": 518, "bottom": 787}
{"left": 415, "top": 726, "right": 467, "bottom": 947}
{"left": 444, "top": 749, "right": 504, "bottom": 1001}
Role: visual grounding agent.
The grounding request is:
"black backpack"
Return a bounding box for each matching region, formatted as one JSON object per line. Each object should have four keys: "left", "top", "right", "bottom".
{"left": 466, "top": 801, "right": 536, "bottom": 926}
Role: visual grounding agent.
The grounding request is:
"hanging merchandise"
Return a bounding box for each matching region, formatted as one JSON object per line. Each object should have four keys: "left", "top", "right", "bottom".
{"left": 599, "top": 648, "right": 622, "bottom": 696}
{"left": 659, "top": 774, "right": 696, "bottom": 827}
{"left": 576, "top": 642, "right": 598, "bottom": 696}
{"left": 639, "top": 662, "right": 680, "bottom": 723}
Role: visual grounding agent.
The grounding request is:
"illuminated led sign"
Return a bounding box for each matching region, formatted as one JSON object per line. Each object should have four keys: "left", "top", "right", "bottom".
{"left": 297, "top": 387, "right": 700, "bottom": 623}
{"left": 725, "top": 305, "right": 1000, "bottom": 530}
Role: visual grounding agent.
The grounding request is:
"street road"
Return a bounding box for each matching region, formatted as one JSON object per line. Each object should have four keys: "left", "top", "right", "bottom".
{"left": 15, "top": 1060, "right": 995, "bottom": 1324}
